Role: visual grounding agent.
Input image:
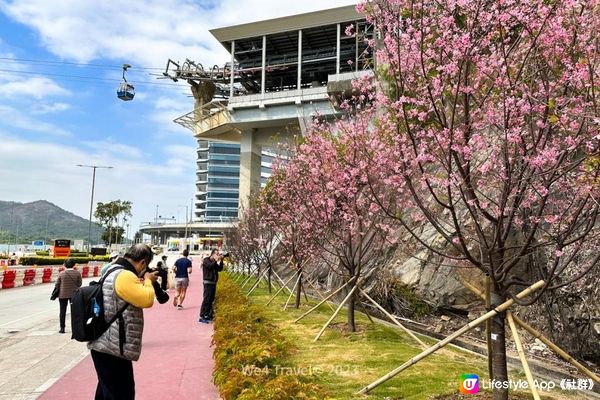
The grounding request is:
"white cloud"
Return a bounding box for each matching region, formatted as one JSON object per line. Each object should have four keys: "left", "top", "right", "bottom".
{"left": 0, "top": 105, "right": 72, "bottom": 136}
{"left": 33, "top": 102, "right": 71, "bottom": 114}
{"left": 0, "top": 0, "right": 358, "bottom": 67}
{"left": 81, "top": 140, "right": 144, "bottom": 159}
{"left": 0, "top": 76, "right": 70, "bottom": 99}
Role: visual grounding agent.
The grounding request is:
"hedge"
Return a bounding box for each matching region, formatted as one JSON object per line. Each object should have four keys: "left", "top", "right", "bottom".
{"left": 19, "top": 255, "right": 109, "bottom": 265}
{"left": 212, "top": 275, "right": 325, "bottom": 400}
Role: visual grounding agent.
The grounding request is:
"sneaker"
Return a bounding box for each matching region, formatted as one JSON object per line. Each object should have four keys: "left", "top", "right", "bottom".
{"left": 198, "top": 318, "right": 209, "bottom": 324}
{"left": 59, "top": 328, "right": 65, "bottom": 334}
{"left": 177, "top": 305, "right": 183, "bottom": 310}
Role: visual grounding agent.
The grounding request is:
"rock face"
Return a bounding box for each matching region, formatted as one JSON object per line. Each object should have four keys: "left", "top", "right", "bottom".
{"left": 385, "top": 227, "right": 481, "bottom": 310}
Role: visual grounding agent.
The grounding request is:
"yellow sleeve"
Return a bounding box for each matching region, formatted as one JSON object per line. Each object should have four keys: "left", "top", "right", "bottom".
{"left": 114, "top": 270, "right": 155, "bottom": 308}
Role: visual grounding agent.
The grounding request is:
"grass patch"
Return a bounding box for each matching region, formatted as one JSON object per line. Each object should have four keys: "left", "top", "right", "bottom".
{"left": 228, "top": 272, "right": 585, "bottom": 400}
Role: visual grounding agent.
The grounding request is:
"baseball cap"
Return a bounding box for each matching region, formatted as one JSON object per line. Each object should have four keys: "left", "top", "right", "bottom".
{"left": 109, "top": 251, "right": 120, "bottom": 260}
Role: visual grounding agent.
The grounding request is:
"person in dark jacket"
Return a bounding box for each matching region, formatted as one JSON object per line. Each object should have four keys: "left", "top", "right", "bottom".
{"left": 157, "top": 255, "right": 169, "bottom": 291}
{"left": 198, "top": 249, "right": 223, "bottom": 323}
{"left": 53, "top": 258, "right": 82, "bottom": 333}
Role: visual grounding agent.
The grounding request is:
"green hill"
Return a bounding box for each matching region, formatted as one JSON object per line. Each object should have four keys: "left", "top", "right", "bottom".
{"left": 0, "top": 200, "right": 103, "bottom": 244}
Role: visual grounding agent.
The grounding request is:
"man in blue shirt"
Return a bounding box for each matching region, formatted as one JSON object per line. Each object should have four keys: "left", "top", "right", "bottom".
{"left": 172, "top": 249, "right": 192, "bottom": 309}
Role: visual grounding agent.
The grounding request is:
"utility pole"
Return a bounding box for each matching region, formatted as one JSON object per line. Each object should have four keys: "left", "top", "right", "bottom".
{"left": 184, "top": 205, "right": 189, "bottom": 251}
{"left": 77, "top": 164, "right": 113, "bottom": 253}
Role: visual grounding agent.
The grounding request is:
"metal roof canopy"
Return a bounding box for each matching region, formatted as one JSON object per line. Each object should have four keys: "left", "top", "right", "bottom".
{"left": 210, "top": 5, "right": 361, "bottom": 45}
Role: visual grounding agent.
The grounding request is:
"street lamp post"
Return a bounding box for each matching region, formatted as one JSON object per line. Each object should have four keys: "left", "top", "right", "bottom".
{"left": 178, "top": 205, "right": 189, "bottom": 251}
{"left": 77, "top": 164, "right": 113, "bottom": 253}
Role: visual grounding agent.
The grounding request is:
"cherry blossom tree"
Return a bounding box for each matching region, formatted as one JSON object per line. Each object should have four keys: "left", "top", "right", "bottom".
{"left": 265, "top": 107, "right": 396, "bottom": 330}
{"left": 358, "top": 0, "right": 600, "bottom": 398}
{"left": 238, "top": 201, "right": 280, "bottom": 293}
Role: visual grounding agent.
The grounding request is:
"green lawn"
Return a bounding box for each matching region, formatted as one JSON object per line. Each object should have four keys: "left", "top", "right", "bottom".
{"left": 230, "top": 272, "right": 586, "bottom": 400}
{"left": 233, "top": 273, "right": 483, "bottom": 399}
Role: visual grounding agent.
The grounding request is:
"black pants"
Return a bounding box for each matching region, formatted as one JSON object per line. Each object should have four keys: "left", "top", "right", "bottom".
{"left": 91, "top": 350, "right": 135, "bottom": 400}
{"left": 59, "top": 298, "right": 70, "bottom": 330}
{"left": 199, "top": 283, "right": 216, "bottom": 319}
{"left": 158, "top": 269, "right": 168, "bottom": 291}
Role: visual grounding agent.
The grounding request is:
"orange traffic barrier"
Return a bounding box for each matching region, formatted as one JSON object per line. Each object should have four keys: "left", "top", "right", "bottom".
{"left": 42, "top": 267, "right": 53, "bottom": 283}
{"left": 93, "top": 265, "right": 99, "bottom": 277}
{"left": 23, "top": 269, "right": 36, "bottom": 286}
{"left": 2, "top": 270, "right": 16, "bottom": 288}
{"left": 81, "top": 265, "right": 89, "bottom": 278}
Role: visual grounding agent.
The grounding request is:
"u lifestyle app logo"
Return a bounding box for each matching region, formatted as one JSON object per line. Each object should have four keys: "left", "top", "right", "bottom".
{"left": 460, "top": 374, "right": 479, "bottom": 394}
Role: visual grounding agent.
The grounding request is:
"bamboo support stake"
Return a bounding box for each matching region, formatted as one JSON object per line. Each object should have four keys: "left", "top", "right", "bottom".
{"left": 247, "top": 268, "right": 269, "bottom": 295}
{"left": 240, "top": 269, "right": 257, "bottom": 288}
{"left": 265, "top": 273, "right": 297, "bottom": 306}
{"left": 270, "top": 267, "right": 296, "bottom": 296}
{"left": 512, "top": 314, "right": 600, "bottom": 385}
{"left": 283, "top": 274, "right": 301, "bottom": 310}
{"left": 507, "top": 312, "right": 541, "bottom": 400}
{"left": 358, "top": 288, "right": 427, "bottom": 348}
{"left": 304, "top": 278, "right": 336, "bottom": 312}
{"left": 357, "top": 280, "right": 545, "bottom": 394}
{"left": 364, "top": 309, "right": 375, "bottom": 324}
{"left": 294, "top": 278, "right": 355, "bottom": 323}
{"left": 314, "top": 284, "right": 358, "bottom": 342}
{"left": 460, "top": 278, "right": 600, "bottom": 386}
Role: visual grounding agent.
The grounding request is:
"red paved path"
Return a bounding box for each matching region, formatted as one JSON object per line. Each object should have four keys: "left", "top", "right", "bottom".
{"left": 39, "top": 256, "right": 220, "bottom": 400}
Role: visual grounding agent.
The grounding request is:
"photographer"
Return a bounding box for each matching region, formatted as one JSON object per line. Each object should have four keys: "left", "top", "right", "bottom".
{"left": 198, "top": 249, "right": 224, "bottom": 324}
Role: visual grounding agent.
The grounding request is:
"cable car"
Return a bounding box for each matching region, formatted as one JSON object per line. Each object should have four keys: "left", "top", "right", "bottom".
{"left": 117, "top": 64, "right": 135, "bottom": 101}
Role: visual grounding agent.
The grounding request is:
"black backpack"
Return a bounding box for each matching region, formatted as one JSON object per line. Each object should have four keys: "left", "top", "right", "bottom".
{"left": 71, "top": 266, "right": 129, "bottom": 344}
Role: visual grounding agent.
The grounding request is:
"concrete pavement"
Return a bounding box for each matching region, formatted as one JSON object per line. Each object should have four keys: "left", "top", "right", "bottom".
{"left": 38, "top": 255, "right": 219, "bottom": 400}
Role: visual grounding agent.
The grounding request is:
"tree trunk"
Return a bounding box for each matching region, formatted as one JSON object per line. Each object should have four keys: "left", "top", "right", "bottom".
{"left": 347, "top": 283, "right": 356, "bottom": 332}
{"left": 294, "top": 269, "right": 302, "bottom": 308}
{"left": 267, "top": 267, "right": 272, "bottom": 294}
{"left": 491, "top": 292, "right": 509, "bottom": 400}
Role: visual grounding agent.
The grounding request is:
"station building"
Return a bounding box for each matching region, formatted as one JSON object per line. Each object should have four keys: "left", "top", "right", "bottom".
{"left": 140, "top": 4, "right": 373, "bottom": 248}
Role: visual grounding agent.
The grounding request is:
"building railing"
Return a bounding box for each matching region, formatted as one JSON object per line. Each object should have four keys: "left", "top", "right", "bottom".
{"left": 174, "top": 99, "right": 230, "bottom": 134}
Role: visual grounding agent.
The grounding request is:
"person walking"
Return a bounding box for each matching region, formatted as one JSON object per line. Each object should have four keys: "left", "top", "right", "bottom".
{"left": 88, "top": 244, "right": 158, "bottom": 400}
{"left": 172, "top": 249, "right": 192, "bottom": 309}
{"left": 53, "top": 258, "right": 82, "bottom": 334}
{"left": 198, "top": 249, "right": 223, "bottom": 324}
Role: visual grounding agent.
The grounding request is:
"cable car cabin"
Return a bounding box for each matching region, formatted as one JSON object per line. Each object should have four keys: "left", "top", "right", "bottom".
{"left": 117, "top": 82, "right": 135, "bottom": 101}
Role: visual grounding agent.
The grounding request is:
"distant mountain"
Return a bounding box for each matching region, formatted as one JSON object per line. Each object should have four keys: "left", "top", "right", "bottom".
{"left": 0, "top": 200, "right": 103, "bottom": 244}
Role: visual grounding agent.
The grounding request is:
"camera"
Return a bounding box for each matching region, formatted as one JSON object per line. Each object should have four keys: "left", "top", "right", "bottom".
{"left": 146, "top": 265, "right": 169, "bottom": 304}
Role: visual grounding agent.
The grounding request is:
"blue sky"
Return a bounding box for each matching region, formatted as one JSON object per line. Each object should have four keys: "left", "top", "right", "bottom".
{"left": 0, "top": 0, "right": 356, "bottom": 235}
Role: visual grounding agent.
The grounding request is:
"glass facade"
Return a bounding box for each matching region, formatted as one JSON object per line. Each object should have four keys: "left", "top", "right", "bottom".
{"left": 195, "top": 141, "right": 241, "bottom": 222}
{"left": 194, "top": 141, "right": 279, "bottom": 221}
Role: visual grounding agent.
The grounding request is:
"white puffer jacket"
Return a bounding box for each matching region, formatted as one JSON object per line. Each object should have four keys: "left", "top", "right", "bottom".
{"left": 87, "top": 268, "right": 144, "bottom": 361}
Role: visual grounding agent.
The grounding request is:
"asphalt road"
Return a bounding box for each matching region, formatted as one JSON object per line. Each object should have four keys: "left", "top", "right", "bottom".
{"left": 0, "top": 278, "right": 95, "bottom": 400}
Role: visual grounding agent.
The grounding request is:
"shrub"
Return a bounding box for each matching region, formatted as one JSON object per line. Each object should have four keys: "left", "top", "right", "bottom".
{"left": 36, "top": 251, "right": 49, "bottom": 256}
{"left": 19, "top": 255, "right": 109, "bottom": 265}
{"left": 212, "top": 275, "right": 325, "bottom": 400}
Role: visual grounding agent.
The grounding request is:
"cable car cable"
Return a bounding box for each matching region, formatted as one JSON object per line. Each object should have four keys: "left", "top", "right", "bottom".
{"left": 0, "top": 56, "right": 164, "bottom": 71}
{"left": 0, "top": 68, "right": 187, "bottom": 88}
